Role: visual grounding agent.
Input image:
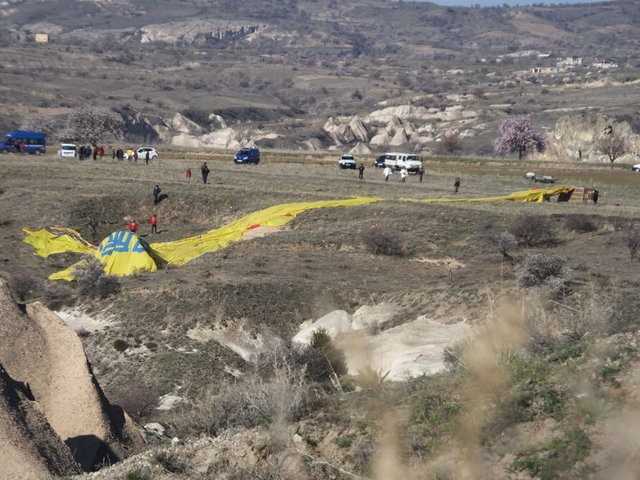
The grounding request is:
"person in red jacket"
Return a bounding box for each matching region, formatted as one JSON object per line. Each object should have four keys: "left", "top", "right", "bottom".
{"left": 129, "top": 220, "right": 138, "bottom": 233}
{"left": 150, "top": 214, "right": 158, "bottom": 234}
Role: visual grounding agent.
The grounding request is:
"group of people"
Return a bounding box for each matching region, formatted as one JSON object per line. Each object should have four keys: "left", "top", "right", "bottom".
{"left": 128, "top": 184, "right": 165, "bottom": 236}
{"left": 183, "top": 163, "right": 210, "bottom": 185}
{"left": 77, "top": 145, "right": 105, "bottom": 160}
{"left": 129, "top": 214, "right": 158, "bottom": 235}
{"left": 376, "top": 164, "right": 460, "bottom": 192}
{"left": 126, "top": 163, "right": 212, "bottom": 239}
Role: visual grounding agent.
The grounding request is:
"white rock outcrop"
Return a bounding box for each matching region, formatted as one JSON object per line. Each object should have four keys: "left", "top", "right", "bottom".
{"left": 293, "top": 304, "right": 472, "bottom": 381}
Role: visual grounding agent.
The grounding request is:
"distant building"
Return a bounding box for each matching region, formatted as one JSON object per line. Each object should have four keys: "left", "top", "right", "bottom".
{"left": 592, "top": 58, "right": 619, "bottom": 69}
{"left": 34, "top": 33, "right": 49, "bottom": 43}
{"left": 557, "top": 56, "right": 582, "bottom": 68}
{"left": 531, "top": 66, "right": 561, "bottom": 74}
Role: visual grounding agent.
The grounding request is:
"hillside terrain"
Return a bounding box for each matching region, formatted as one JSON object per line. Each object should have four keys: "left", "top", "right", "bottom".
{"left": 2, "top": 0, "right": 640, "bottom": 478}
{"left": 0, "top": 0, "right": 639, "bottom": 154}
{"left": 1, "top": 151, "right": 640, "bottom": 478}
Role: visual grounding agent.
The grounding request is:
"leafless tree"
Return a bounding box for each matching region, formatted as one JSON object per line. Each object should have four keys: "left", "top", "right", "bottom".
{"left": 596, "top": 133, "right": 629, "bottom": 168}
{"left": 436, "top": 133, "right": 464, "bottom": 155}
{"left": 20, "top": 114, "right": 65, "bottom": 140}
{"left": 65, "top": 107, "right": 123, "bottom": 145}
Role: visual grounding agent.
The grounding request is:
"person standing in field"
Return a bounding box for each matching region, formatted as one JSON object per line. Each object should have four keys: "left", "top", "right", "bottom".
{"left": 145, "top": 150, "right": 150, "bottom": 165}
{"left": 153, "top": 184, "right": 162, "bottom": 204}
{"left": 400, "top": 167, "right": 408, "bottom": 183}
{"left": 186, "top": 167, "right": 192, "bottom": 184}
{"left": 358, "top": 163, "right": 365, "bottom": 181}
{"left": 418, "top": 165, "right": 425, "bottom": 183}
{"left": 383, "top": 166, "right": 392, "bottom": 182}
{"left": 201, "top": 162, "right": 210, "bottom": 185}
{"left": 454, "top": 177, "right": 461, "bottom": 194}
{"left": 150, "top": 214, "right": 158, "bottom": 234}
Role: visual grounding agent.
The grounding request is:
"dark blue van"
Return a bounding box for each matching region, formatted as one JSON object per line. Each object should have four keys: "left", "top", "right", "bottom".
{"left": 0, "top": 130, "right": 46, "bottom": 154}
{"left": 234, "top": 147, "right": 260, "bottom": 164}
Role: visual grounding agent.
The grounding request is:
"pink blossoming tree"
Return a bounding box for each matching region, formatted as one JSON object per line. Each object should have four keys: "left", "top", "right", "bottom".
{"left": 493, "top": 116, "right": 547, "bottom": 160}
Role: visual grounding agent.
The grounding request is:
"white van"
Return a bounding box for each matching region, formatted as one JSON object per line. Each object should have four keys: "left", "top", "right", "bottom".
{"left": 58, "top": 143, "right": 77, "bottom": 158}
{"left": 383, "top": 152, "right": 422, "bottom": 172}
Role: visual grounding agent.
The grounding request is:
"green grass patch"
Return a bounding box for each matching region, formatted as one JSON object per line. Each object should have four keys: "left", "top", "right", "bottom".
{"left": 510, "top": 428, "right": 592, "bottom": 480}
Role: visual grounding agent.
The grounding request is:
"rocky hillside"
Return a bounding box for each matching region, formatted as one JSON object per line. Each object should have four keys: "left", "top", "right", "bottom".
{"left": 0, "top": 280, "right": 144, "bottom": 474}
{"left": 0, "top": 0, "right": 639, "bottom": 154}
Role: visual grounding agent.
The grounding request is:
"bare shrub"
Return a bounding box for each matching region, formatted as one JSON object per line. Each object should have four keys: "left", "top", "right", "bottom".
{"left": 310, "top": 328, "right": 347, "bottom": 378}
{"left": 111, "top": 387, "right": 160, "bottom": 422}
{"left": 526, "top": 284, "right": 621, "bottom": 345}
{"left": 516, "top": 253, "right": 570, "bottom": 288}
{"left": 362, "top": 225, "right": 409, "bottom": 256}
{"left": 435, "top": 133, "right": 464, "bottom": 155}
{"left": 113, "top": 339, "right": 129, "bottom": 352}
{"left": 155, "top": 451, "right": 189, "bottom": 474}
{"left": 565, "top": 214, "right": 598, "bottom": 233}
{"left": 7, "top": 272, "right": 42, "bottom": 303}
{"left": 623, "top": 228, "right": 640, "bottom": 261}
{"left": 257, "top": 334, "right": 346, "bottom": 386}
{"left": 75, "top": 327, "right": 90, "bottom": 338}
{"left": 42, "top": 283, "right": 72, "bottom": 310}
{"left": 509, "top": 214, "right": 554, "bottom": 247}
{"left": 496, "top": 231, "right": 518, "bottom": 259}
{"left": 168, "top": 366, "right": 310, "bottom": 437}
{"left": 76, "top": 261, "right": 120, "bottom": 298}
{"left": 69, "top": 197, "right": 126, "bottom": 243}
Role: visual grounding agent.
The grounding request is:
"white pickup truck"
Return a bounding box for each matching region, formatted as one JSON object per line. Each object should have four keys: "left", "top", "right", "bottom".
{"left": 383, "top": 152, "right": 422, "bottom": 173}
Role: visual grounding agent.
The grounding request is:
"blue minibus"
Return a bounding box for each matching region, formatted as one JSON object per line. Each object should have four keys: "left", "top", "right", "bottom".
{"left": 0, "top": 130, "right": 46, "bottom": 154}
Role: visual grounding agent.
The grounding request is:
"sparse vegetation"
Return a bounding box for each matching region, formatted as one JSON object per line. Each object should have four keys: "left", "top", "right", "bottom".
{"left": 6, "top": 272, "right": 42, "bottom": 303}
{"left": 623, "top": 228, "right": 640, "bottom": 261}
{"left": 516, "top": 253, "right": 570, "bottom": 288}
{"left": 76, "top": 261, "right": 120, "bottom": 298}
{"left": 362, "top": 225, "right": 409, "bottom": 256}
{"left": 509, "top": 214, "right": 554, "bottom": 247}
{"left": 564, "top": 214, "right": 598, "bottom": 233}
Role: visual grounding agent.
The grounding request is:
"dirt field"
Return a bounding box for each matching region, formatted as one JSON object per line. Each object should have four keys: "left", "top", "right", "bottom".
{"left": 3, "top": 151, "right": 640, "bottom": 478}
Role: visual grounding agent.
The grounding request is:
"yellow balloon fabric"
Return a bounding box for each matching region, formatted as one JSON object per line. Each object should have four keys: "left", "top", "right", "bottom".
{"left": 403, "top": 186, "right": 575, "bottom": 204}
{"left": 149, "top": 197, "right": 381, "bottom": 266}
{"left": 97, "top": 231, "right": 159, "bottom": 276}
{"left": 23, "top": 197, "right": 381, "bottom": 280}
{"left": 22, "top": 190, "right": 574, "bottom": 280}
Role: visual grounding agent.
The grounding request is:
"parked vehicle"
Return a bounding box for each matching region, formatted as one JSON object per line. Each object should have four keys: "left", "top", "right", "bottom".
{"left": 234, "top": 147, "right": 260, "bottom": 164}
{"left": 123, "top": 147, "right": 158, "bottom": 161}
{"left": 632, "top": 164, "right": 640, "bottom": 172}
{"left": 382, "top": 152, "right": 422, "bottom": 173}
{"left": 137, "top": 147, "right": 158, "bottom": 160}
{"left": 374, "top": 155, "right": 386, "bottom": 168}
{"left": 0, "top": 130, "right": 46, "bottom": 154}
{"left": 58, "top": 143, "right": 77, "bottom": 157}
{"left": 534, "top": 175, "right": 558, "bottom": 184}
{"left": 338, "top": 153, "right": 356, "bottom": 169}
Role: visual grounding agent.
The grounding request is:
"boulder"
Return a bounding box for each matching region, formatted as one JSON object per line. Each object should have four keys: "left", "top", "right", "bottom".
{"left": 169, "top": 112, "right": 205, "bottom": 135}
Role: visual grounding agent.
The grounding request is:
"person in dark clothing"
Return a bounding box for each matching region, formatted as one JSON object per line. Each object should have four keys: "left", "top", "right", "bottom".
{"left": 454, "top": 177, "right": 461, "bottom": 194}
{"left": 145, "top": 150, "right": 150, "bottom": 165}
{"left": 153, "top": 184, "right": 162, "bottom": 203}
{"left": 92, "top": 146, "right": 98, "bottom": 161}
{"left": 201, "top": 162, "right": 210, "bottom": 185}
{"left": 418, "top": 165, "right": 425, "bottom": 183}
{"left": 358, "top": 164, "right": 365, "bottom": 181}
